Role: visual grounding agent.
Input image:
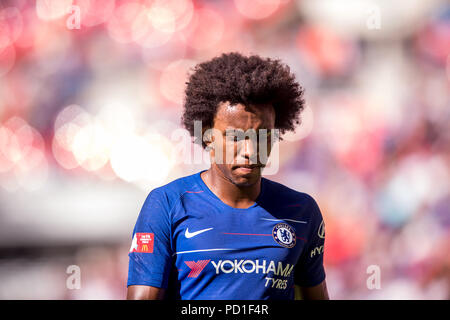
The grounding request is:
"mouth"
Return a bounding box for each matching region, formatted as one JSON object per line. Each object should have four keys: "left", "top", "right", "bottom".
{"left": 233, "top": 164, "right": 263, "bottom": 174}
{"left": 233, "top": 164, "right": 261, "bottom": 169}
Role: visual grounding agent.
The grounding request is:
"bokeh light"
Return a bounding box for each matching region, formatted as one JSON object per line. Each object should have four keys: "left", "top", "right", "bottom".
{"left": 296, "top": 25, "right": 357, "bottom": 77}
{"left": 0, "top": 117, "right": 48, "bottom": 191}
{"left": 71, "top": 120, "right": 110, "bottom": 172}
{"left": 76, "top": 0, "right": 116, "bottom": 27}
{"left": 132, "top": 3, "right": 176, "bottom": 48}
{"left": 53, "top": 105, "right": 91, "bottom": 170}
{"left": 110, "top": 132, "right": 174, "bottom": 186}
{"left": 234, "top": 0, "right": 281, "bottom": 20}
{"left": 180, "top": 7, "right": 225, "bottom": 51}
{"left": 107, "top": 2, "right": 145, "bottom": 44}
{"left": 0, "top": 6, "right": 23, "bottom": 51}
{"left": 0, "top": 45, "right": 16, "bottom": 77}
{"left": 36, "top": 0, "right": 73, "bottom": 21}
{"left": 0, "top": 0, "right": 448, "bottom": 300}
{"left": 159, "top": 59, "right": 196, "bottom": 105}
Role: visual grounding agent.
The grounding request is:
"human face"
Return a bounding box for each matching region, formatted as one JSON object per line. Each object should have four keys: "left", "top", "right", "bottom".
{"left": 205, "top": 102, "right": 276, "bottom": 187}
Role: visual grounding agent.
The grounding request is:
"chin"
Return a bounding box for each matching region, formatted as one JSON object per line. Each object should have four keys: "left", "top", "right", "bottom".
{"left": 232, "top": 173, "right": 260, "bottom": 187}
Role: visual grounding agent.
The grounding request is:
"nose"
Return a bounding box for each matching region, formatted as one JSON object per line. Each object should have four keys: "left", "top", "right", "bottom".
{"left": 241, "top": 137, "right": 258, "bottom": 164}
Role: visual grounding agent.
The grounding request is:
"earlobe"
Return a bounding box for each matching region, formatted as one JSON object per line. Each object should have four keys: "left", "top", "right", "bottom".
{"left": 204, "top": 136, "right": 213, "bottom": 152}
{"left": 202, "top": 129, "right": 215, "bottom": 152}
{"left": 205, "top": 143, "right": 213, "bottom": 152}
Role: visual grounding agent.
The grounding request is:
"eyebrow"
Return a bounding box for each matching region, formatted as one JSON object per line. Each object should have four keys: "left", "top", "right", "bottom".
{"left": 220, "top": 129, "right": 273, "bottom": 137}
{"left": 221, "top": 127, "right": 273, "bottom": 132}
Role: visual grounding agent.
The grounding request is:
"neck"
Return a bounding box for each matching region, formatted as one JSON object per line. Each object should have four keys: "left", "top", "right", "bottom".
{"left": 201, "top": 166, "right": 261, "bottom": 209}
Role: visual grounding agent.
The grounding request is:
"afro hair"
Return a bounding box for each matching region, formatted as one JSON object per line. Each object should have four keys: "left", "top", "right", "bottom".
{"left": 182, "top": 52, "right": 305, "bottom": 148}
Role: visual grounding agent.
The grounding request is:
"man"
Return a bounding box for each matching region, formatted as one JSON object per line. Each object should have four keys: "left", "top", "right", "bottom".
{"left": 127, "top": 52, "right": 329, "bottom": 300}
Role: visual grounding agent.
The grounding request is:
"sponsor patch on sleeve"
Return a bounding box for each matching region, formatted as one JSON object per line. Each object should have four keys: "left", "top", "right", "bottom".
{"left": 129, "top": 233, "right": 154, "bottom": 253}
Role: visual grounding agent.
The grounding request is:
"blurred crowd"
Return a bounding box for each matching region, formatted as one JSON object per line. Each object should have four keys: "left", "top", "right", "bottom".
{"left": 0, "top": 0, "right": 448, "bottom": 299}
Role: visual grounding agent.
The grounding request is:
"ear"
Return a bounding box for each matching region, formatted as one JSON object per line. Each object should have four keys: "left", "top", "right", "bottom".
{"left": 205, "top": 144, "right": 213, "bottom": 152}
{"left": 202, "top": 128, "right": 213, "bottom": 151}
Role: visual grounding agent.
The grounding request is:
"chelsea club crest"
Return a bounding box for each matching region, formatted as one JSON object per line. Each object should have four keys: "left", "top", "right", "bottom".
{"left": 272, "top": 223, "right": 296, "bottom": 248}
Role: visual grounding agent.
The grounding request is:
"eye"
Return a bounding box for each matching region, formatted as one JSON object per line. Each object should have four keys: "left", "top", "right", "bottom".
{"left": 226, "top": 135, "right": 238, "bottom": 142}
{"left": 257, "top": 131, "right": 269, "bottom": 142}
{"left": 234, "top": 135, "right": 246, "bottom": 143}
{"left": 226, "top": 130, "right": 245, "bottom": 142}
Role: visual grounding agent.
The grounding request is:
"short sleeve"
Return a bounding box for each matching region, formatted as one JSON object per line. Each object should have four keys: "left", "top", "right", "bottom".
{"left": 294, "top": 195, "right": 326, "bottom": 287}
{"left": 127, "top": 189, "right": 173, "bottom": 288}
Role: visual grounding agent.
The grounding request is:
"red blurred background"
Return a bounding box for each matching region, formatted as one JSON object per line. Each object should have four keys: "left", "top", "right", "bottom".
{"left": 0, "top": 0, "right": 449, "bottom": 299}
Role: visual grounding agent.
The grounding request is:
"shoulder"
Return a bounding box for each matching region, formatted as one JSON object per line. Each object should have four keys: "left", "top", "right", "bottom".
{"left": 262, "top": 177, "right": 323, "bottom": 220}
{"left": 143, "top": 171, "right": 202, "bottom": 211}
{"left": 262, "top": 177, "right": 317, "bottom": 206}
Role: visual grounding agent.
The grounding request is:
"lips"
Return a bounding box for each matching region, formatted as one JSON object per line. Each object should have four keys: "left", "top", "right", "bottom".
{"left": 238, "top": 165, "right": 259, "bottom": 169}
{"left": 233, "top": 165, "right": 262, "bottom": 174}
{"left": 233, "top": 164, "right": 261, "bottom": 170}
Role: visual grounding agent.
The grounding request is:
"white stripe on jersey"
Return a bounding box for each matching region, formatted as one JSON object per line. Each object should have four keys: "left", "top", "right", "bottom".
{"left": 173, "top": 248, "right": 237, "bottom": 256}
{"left": 261, "top": 218, "right": 307, "bottom": 224}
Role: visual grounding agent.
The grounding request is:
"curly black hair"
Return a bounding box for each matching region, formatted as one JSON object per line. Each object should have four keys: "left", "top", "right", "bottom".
{"left": 182, "top": 52, "right": 305, "bottom": 148}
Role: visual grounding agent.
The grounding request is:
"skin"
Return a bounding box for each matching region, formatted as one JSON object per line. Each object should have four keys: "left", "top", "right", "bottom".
{"left": 127, "top": 101, "right": 329, "bottom": 300}
{"left": 127, "top": 285, "right": 166, "bottom": 300}
{"left": 200, "top": 101, "right": 275, "bottom": 209}
{"left": 295, "top": 282, "right": 329, "bottom": 300}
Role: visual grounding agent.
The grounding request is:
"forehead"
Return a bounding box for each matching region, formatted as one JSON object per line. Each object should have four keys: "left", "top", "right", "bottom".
{"left": 213, "top": 102, "right": 275, "bottom": 131}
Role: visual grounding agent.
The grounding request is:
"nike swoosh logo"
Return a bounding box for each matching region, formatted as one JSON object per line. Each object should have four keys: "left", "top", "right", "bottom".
{"left": 185, "top": 227, "right": 213, "bottom": 238}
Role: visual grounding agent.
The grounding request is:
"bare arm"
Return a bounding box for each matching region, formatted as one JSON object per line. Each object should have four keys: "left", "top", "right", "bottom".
{"left": 297, "top": 280, "right": 329, "bottom": 300}
{"left": 126, "top": 285, "right": 166, "bottom": 300}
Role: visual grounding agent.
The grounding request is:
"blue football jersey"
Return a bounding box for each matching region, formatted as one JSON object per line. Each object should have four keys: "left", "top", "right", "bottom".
{"left": 127, "top": 170, "right": 326, "bottom": 300}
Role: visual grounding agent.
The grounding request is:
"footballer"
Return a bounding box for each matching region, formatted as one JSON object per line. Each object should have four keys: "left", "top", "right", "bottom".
{"left": 127, "top": 52, "right": 329, "bottom": 300}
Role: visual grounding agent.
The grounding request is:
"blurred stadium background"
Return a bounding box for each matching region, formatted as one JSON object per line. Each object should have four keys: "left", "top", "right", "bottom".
{"left": 0, "top": 0, "right": 449, "bottom": 299}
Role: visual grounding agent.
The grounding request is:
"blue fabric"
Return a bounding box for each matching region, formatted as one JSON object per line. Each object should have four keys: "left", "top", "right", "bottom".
{"left": 127, "top": 170, "right": 326, "bottom": 300}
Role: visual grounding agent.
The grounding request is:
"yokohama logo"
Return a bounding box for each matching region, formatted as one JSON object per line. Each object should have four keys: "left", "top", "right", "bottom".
{"left": 184, "top": 260, "right": 211, "bottom": 278}
{"left": 183, "top": 259, "right": 294, "bottom": 278}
